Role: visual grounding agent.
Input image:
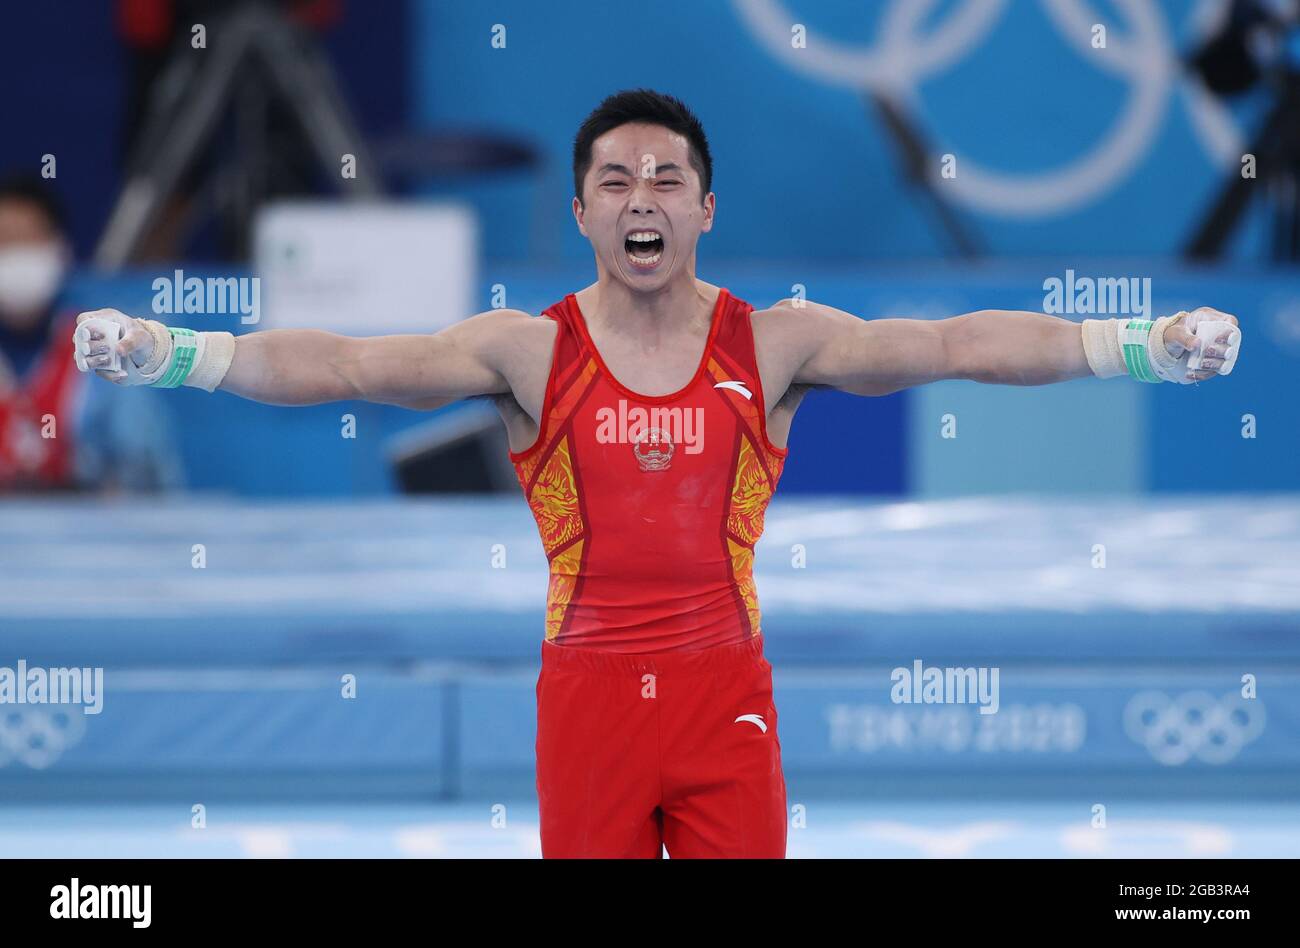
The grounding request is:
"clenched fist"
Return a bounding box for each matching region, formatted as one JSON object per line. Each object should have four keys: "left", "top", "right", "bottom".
{"left": 73, "top": 309, "right": 159, "bottom": 385}
{"left": 1160, "top": 307, "right": 1241, "bottom": 383}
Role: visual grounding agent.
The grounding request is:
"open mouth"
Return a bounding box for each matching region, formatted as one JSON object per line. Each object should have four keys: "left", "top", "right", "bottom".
{"left": 624, "top": 230, "right": 664, "bottom": 269}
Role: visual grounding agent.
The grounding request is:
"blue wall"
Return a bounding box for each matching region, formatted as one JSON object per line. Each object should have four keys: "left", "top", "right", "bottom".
{"left": 411, "top": 0, "right": 1275, "bottom": 264}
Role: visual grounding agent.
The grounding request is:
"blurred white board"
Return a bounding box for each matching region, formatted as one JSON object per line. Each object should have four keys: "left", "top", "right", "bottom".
{"left": 254, "top": 201, "right": 478, "bottom": 335}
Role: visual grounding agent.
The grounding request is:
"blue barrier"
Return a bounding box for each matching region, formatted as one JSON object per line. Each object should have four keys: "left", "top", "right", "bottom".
{"left": 3, "top": 665, "right": 1293, "bottom": 801}
{"left": 2, "top": 495, "right": 1296, "bottom": 800}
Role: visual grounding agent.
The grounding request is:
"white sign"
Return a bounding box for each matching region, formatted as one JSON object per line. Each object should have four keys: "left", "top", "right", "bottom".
{"left": 254, "top": 201, "right": 478, "bottom": 335}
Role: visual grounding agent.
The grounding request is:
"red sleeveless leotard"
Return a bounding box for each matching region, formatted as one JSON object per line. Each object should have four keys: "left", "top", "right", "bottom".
{"left": 510, "top": 288, "right": 788, "bottom": 653}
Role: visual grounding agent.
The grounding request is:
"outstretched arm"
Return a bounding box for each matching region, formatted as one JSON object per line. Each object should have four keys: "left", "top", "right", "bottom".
{"left": 763, "top": 300, "right": 1239, "bottom": 397}
{"left": 74, "top": 308, "right": 534, "bottom": 410}
{"left": 219, "top": 311, "right": 527, "bottom": 408}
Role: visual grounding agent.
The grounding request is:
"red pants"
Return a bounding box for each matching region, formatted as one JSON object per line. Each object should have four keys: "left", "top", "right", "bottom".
{"left": 535, "top": 635, "right": 787, "bottom": 858}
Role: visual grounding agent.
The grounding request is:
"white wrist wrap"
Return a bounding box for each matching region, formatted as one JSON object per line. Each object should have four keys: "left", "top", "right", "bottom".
{"left": 1081, "top": 318, "right": 1126, "bottom": 378}
{"left": 1082, "top": 315, "right": 1194, "bottom": 383}
{"left": 183, "top": 330, "right": 236, "bottom": 392}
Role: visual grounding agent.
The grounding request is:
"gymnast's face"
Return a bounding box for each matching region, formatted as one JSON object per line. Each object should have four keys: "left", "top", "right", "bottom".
{"left": 574, "top": 122, "right": 714, "bottom": 293}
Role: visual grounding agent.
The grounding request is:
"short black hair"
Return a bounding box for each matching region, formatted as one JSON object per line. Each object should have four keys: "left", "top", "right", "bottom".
{"left": 0, "top": 173, "right": 68, "bottom": 234}
{"left": 572, "top": 89, "right": 712, "bottom": 205}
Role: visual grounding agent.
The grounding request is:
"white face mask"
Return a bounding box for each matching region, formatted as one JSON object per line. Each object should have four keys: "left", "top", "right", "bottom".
{"left": 0, "top": 243, "right": 68, "bottom": 321}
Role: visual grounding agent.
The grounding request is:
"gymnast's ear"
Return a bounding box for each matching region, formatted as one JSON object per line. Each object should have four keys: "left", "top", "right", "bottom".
{"left": 573, "top": 195, "right": 587, "bottom": 236}
{"left": 699, "top": 191, "right": 716, "bottom": 233}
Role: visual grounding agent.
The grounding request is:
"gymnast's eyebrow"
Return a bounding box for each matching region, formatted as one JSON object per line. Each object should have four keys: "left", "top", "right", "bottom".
{"left": 596, "top": 162, "right": 685, "bottom": 177}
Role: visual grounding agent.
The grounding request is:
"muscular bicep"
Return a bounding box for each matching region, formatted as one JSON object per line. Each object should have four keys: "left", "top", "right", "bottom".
{"left": 219, "top": 309, "right": 535, "bottom": 408}
{"left": 792, "top": 303, "right": 954, "bottom": 396}
{"left": 343, "top": 309, "right": 541, "bottom": 409}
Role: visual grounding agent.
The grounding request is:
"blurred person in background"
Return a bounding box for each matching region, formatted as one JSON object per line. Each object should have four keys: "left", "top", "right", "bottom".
{"left": 0, "top": 174, "right": 182, "bottom": 492}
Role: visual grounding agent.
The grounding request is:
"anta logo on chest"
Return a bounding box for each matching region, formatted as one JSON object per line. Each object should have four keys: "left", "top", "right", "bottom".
{"left": 594, "top": 399, "right": 705, "bottom": 471}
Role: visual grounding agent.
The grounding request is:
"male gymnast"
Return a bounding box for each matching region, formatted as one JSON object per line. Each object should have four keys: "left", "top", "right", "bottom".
{"left": 72, "top": 89, "right": 1242, "bottom": 859}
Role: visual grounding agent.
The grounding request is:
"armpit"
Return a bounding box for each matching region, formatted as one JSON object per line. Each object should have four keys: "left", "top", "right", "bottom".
{"left": 775, "top": 381, "right": 822, "bottom": 412}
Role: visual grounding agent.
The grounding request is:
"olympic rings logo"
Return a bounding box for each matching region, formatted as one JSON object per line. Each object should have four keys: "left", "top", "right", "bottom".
{"left": 1123, "top": 690, "right": 1266, "bottom": 766}
{"left": 0, "top": 707, "right": 88, "bottom": 771}
{"left": 732, "top": 0, "right": 1244, "bottom": 217}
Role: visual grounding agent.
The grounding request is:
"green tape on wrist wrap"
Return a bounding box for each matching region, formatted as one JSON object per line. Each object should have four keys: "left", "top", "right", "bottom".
{"left": 152, "top": 328, "right": 198, "bottom": 388}
{"left": 1119, "top": 318, "right": 1161, "bottom": 383}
